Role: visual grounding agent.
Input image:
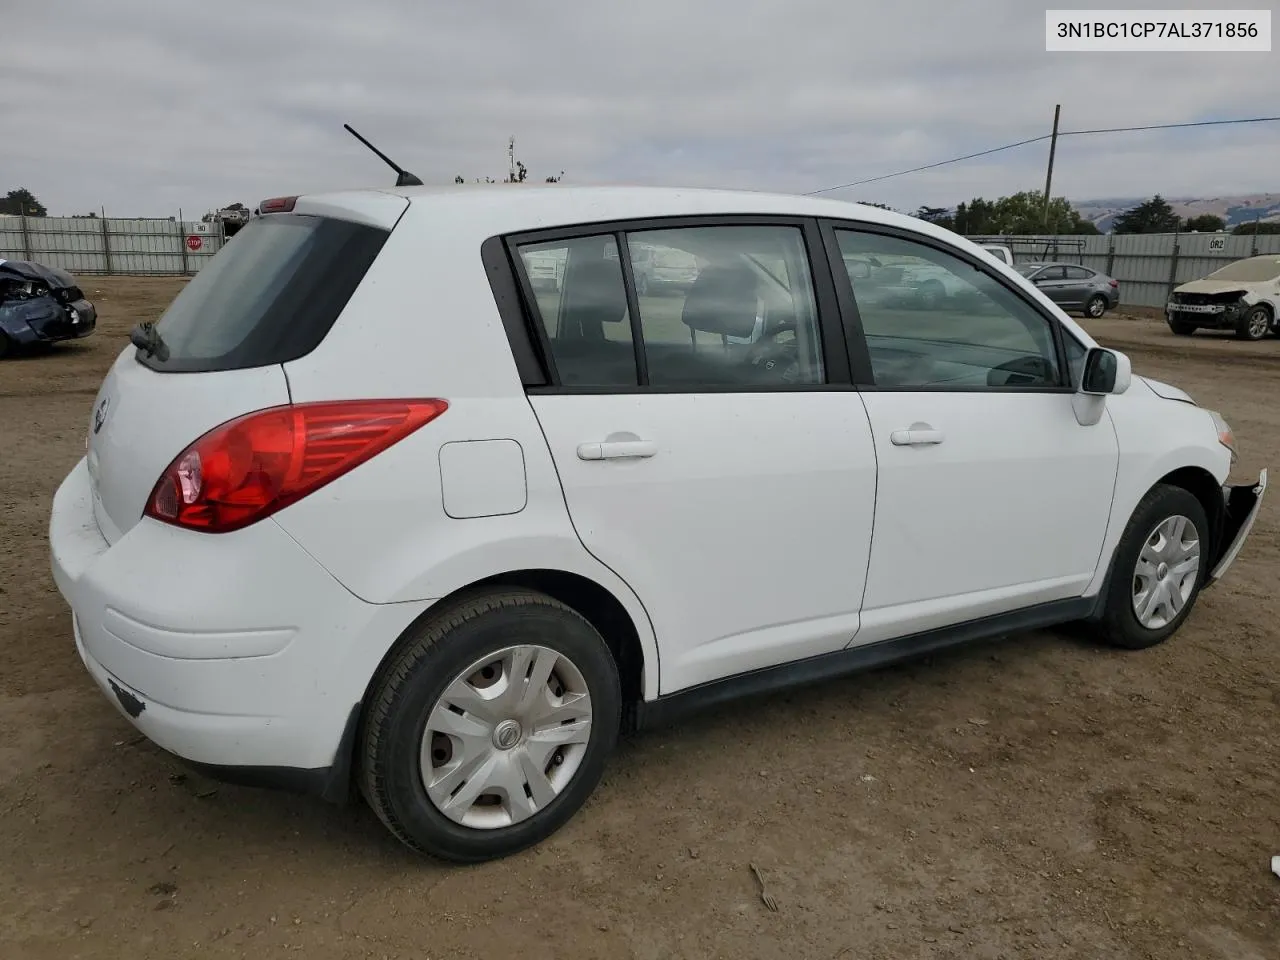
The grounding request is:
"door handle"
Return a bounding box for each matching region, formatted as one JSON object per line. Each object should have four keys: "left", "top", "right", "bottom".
{"left": 577, "top": 440, "right": 658, "bottom": 461}
{"left": 889, "top": 426, "right": 944, "bottom": 446}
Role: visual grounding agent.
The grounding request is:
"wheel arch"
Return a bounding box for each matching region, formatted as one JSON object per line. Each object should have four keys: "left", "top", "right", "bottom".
{"left": 1087, "top": 463, "right": 1225, "bottom": 621}
{"left": 1157, "top": 465, "right": 1226, "bottom": 565}
{"left": 358, "top": 568, "right": 654, "bottom": 739}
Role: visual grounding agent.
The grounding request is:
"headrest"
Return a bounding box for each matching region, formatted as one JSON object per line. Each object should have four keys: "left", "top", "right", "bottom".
{"left": 561, "top": 259, "right": 628, "bottom": 324}
{"left": 681, "top": 264, "right": 758, "bottom": 338}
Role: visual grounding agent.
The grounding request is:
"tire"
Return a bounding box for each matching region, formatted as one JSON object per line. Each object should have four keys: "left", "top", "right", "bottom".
{"left": 1166, "top": 317, "right": 1197, "bottom": 336}
{"left": 1085, "top": 294, "right": 1107, "bottom": 319}
{"left": 1235, "top": 304, "right": 1271, "bottom": 341}
{"left": 359, "top": 589, "right": 621, "bottom": 863}
{"left": 1091, "top": 484, "right": 1209, "bottom": 650}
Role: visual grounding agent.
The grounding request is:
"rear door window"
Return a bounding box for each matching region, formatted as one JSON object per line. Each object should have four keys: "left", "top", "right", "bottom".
{"left": 138, "top": 213, "right": 389, "bottom": 372}
{"left": 516, "top": 235, "right": 640, "bottom": 387}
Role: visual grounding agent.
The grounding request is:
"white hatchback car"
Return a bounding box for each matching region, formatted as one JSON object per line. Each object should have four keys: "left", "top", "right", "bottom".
{"left": 50, "top": 186, "right": 1266, "bottom": 862}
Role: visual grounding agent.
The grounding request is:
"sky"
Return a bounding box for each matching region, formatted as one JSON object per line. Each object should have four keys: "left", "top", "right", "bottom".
{"left": 4, "top": 1, "right": 1279, "bottom": 218}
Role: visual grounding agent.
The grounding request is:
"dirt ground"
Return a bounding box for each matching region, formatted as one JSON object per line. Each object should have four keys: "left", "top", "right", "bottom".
{"left": 1, "top": 277, "right": 1277, "bottom": 960}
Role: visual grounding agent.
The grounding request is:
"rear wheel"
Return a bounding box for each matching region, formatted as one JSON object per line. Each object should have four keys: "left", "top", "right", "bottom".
{"left": 1091, "top": 484, "right": 1208, "bottom": 650}
{"left": 1166, "top": 316, "right": 1197, "bottom": 336}
{"left": 1235, "top": 304, "right": 1271, "bottom": 341}
{"left": 1085, "top": 294, "right": 1107, "bottom": 318}
{"left": 359, "top": 589, "right": 621, "bottom": 862}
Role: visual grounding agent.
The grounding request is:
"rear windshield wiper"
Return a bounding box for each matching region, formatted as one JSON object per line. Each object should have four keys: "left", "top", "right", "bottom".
{"left": 130, "top": 321, "right": 170, "bottom": 362}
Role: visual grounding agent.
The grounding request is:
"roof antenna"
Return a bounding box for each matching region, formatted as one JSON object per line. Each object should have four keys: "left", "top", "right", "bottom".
{"left": 343, "top": 123, "right": 423, "bottom": 187}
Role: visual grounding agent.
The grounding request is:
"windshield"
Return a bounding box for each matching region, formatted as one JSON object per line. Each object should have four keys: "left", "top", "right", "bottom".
{"left": 139, "top": 213, "right": 389, "bottom": 373}
{"left": 1203, "top": 257, "right": 1280, "bottom": 283}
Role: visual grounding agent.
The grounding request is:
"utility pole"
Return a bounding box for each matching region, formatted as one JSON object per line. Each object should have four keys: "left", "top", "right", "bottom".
{"left": 508, "top": 136, "right": 516, "bottom": 183}
{"left": 1041, "top": 104, "right": 1061, "bottom": 233}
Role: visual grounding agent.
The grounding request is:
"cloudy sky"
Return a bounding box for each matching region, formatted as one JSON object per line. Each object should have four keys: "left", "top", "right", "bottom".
{"left": 4, "top": 1, "right": 1278, "bottom": 217}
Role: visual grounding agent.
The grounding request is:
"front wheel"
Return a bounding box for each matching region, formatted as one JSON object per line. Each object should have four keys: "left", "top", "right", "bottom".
{"left": 359, "top": 590, "right": 621, "bottom": 862}
{"left": 1085, "top": 294, "right": 1108, "bottom": 319}
{"left": 1091, "top": 484, "right": 1209, "bottom": 650}
{"left": 1235, "top": 304, "right": 1271, "bottom": 341}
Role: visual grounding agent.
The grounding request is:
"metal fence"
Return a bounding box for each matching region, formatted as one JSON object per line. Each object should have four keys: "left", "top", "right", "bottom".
{"left": 965, "top": 231, "right": 1280, "bottom": 308}
{"left": 0, "top": 215, "right": 226, "bottom": 276}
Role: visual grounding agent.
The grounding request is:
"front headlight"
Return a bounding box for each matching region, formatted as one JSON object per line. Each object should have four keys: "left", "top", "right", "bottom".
{"left": 1208, "top": 410, "right": 1237, "bottom": 462}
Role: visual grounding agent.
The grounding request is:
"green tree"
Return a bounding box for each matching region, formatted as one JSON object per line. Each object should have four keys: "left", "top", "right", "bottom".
{"left": 0, "top": 188, "right": 47, "bottom": 216}
{"left": 913, "top": 205, "right": 953, "bottom": 228}
{"left": 1183, "top": 214, "right": 1225, "bottom": 232}
{"left": 1231, "top": 220, "right": 1280, "bottom": 235}
{"left": 937, "top": 192, "right": 1096, "bottom": 236}
{"left": 858, "top": 200, "right": 895, "bottom": 211}
{"left": 1112, "top": 195, "right": 1181, "bottom": 234}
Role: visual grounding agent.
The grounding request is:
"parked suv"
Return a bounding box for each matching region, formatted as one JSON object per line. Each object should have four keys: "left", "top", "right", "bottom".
{"left": 49, "top": 187, "right": 1265, "bottom": 863}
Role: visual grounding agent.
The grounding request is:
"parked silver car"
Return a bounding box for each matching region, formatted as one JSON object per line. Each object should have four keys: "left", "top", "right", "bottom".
{"left": 1015, "top": 262, "right": 1120, "bottom": 318}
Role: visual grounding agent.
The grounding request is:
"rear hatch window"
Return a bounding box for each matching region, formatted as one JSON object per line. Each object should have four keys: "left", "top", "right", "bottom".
{"left": 137, "top": 213, "right": 389, "bottom": 373}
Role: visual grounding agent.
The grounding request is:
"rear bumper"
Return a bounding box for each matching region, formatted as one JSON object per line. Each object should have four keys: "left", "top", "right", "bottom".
{"left": 1208, "top": 469, "right": 1267, "bottom": 584}
{"left": 49, "top": 457, "right": 432, "bottom": 798}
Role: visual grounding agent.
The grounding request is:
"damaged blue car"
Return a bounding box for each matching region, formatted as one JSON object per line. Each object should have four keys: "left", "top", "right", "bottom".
{"left": 0, "top": 259, "right": 97, "bottom": 359}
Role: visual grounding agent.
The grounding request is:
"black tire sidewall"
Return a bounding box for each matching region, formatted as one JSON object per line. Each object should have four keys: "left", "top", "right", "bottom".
{"left": 1102, "top": 485, "right": 1209, "bottom": 649}
{"left": 367, "top": 597, "right": 621, "bottom": 862}
{"left": 1243, "top": 305, "right": 1270, "bottom": 340}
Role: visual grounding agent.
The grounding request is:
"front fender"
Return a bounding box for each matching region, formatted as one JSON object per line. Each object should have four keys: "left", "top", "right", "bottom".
{"left": 1083, "top": 396, "right": 1231, "bottom": 598}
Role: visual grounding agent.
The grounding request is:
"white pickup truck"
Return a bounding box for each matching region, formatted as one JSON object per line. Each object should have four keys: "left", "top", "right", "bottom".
{"left": 980, "top": 243, "right": 1015, "bottom": 266}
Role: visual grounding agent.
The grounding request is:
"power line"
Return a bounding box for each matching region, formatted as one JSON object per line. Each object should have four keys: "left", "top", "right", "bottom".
{"left": 804, "top": 115, "right": 1280, "bottom": 196}
{"left": 805, "top": 134, "right": 1051, "bottom": 194}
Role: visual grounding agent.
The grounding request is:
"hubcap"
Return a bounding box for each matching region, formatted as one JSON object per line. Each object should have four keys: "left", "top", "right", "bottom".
{"left": 1089, "top": 297, "right": 1104, "bottom": 317}
{"left": 1249, "top": 310, "right": 1269, "bottom": 337}
{"left": 421, "top": 644, "right": 593, "bottom": 830}
{"left": 1131, "top": 515, "right": 1200, "bottom": 629}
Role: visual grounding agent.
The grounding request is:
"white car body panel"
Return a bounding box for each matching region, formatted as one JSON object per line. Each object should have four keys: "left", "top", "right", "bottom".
{"left": 855, "top": 391, "right": 1119, "bottom": 643}
{"left": 45, "top": 183, "right": 1260, "bottom": 795}
{"left": 528, "top": 392, "right": 877, "bottom": 694}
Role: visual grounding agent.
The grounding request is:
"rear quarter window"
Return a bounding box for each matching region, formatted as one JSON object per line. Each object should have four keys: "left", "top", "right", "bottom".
{"left": 137, "top": 213, "right": 390, "bottom": 372}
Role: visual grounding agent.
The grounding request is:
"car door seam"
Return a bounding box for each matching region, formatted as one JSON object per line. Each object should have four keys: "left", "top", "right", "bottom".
{"left": 845, "top": 391, "right": 880, "bottom": 648}
{"left": 522, "top": 394, "right": 663, "bottom": 685}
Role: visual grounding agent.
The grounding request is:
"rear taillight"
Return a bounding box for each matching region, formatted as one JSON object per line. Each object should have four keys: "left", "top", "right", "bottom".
{"left": 144, "top": 399, "right": 448, "bottom": 533}
{"left": 1109, "top": 279, "right": 1119, "bottom": 288}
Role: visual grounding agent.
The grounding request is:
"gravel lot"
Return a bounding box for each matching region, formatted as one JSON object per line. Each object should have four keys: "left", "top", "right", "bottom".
{"left": 1, "top": 277, "right": 1277, "bottom": 960}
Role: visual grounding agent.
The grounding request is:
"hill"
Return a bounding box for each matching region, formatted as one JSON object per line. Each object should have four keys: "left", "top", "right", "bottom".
{"left": 1072, "top": 194, "right": 1280, "bottom": 232}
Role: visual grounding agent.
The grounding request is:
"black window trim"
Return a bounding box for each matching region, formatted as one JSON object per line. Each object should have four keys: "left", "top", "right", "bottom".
{"left": 490, "top": 214, "right": 856, "bottom": 395}
{"left": 818, "top": 218, "right": 1078, "bottom": 394}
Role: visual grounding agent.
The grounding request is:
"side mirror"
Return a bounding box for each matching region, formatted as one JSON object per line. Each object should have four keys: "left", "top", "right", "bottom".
{"left": 1080, "top": 347, "right": 1131, "bottom": 395}
{"left": 846, "top": 260, "right": 872, "bottom": 280}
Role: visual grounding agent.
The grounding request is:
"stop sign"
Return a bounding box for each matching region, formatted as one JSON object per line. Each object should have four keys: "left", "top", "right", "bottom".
{"left": 185, "top": 235, "right": 203, "bottom": 251}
